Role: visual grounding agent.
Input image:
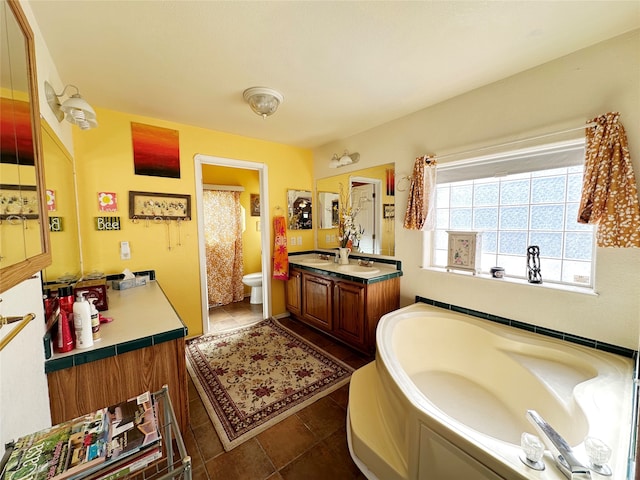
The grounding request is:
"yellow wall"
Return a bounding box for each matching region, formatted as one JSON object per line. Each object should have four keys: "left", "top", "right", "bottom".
{"left": 73, "top": 108, "right": 313, "bottom": 336}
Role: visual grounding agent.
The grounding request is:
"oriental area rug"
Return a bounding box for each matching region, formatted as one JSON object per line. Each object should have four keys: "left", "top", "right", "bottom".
{"left": 185, "top": 318, "right": 354, "bottom": 451}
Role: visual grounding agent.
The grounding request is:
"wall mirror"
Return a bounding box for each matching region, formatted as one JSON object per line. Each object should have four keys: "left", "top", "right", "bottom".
{"left": 42, "top": 121, "right": 81, "bottom": 283}
{"left": 316, "top": 163, "right": 395, "bottom": 256}
{"left": 0, "top": 0, "right": 50, "bottom": 293}
{"left": 317, "top": 191, "right": 339, "bottom": 229}
{"left": 287, "top": 189, "right": 312, "bottom": 230}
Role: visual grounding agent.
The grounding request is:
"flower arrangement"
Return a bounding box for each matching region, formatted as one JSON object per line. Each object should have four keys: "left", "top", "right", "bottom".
{"left": 338, "top": 183, "right": 363, "bottom": 248}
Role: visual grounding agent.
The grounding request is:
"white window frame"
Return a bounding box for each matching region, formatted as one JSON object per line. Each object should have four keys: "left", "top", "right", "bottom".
{"left": 426, "top": 138, "right": 596, "bottom": 291}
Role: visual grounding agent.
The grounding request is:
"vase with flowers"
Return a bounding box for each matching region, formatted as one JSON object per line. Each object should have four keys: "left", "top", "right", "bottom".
{"left": 337, "top": 184, "right": 363, "bottom": 264}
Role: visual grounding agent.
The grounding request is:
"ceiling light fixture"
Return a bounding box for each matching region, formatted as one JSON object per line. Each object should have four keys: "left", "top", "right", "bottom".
{"left": 45, "top": 81, "right": 98, "bottom": 130}
{"left": 243, "top": 87, "right": 283, "bottom": 119}
{"left": 329, "top": 150, "right": 360, "bottom": 169}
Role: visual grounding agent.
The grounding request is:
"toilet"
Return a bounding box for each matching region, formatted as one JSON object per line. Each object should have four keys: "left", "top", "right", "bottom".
{"left": 242, "top": 272, "right": 263, "bottom": 304}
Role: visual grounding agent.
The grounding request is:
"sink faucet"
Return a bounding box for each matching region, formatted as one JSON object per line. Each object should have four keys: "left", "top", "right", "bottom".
{"left": 526, "top": 410, "right": 591, "bottom": 479}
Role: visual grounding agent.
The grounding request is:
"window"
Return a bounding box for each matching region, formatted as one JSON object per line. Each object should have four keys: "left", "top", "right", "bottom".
{"left": 431, "top": 140, "right": 595, "bottom": 288}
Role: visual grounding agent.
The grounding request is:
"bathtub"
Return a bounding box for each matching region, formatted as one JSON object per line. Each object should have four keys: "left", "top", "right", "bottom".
{"left": 347, "top": 303, "right": 635, "bottom": 480}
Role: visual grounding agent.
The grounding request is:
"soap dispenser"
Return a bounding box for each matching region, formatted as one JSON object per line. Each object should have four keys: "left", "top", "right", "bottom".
{"left": 73, "top": 292, "right": 94, "bottom": 349}
{"left": 89, "top": 298, "right": 101, "bottom": 341}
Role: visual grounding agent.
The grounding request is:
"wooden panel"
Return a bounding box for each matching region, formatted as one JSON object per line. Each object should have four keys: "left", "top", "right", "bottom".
{"left": 364, "top": 277, "right": 400, "bottom": 351}
{"left": 47, "top": 338, "right": 189, "bottom": 433}
{"left": 285, "top": 269, "right": 302, "bottom": 316}
{"left": 333, "top": 281, "right": 366, "bottom": 348}
{"left": 302, "top": 272, "right": 333, "bottom": 330}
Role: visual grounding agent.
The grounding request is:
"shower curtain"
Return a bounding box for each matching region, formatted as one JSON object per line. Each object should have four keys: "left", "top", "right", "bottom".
{"left": 203, "top": 190, "right": 244, "bottom": 306}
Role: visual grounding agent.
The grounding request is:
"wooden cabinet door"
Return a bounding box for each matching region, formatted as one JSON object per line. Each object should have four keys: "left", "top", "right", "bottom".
{"left": 285, "top": 268, "right": 302, "bottom": 316}
{"left": 301, "top": 272, "right": 333, "bottom": 330}
{"left": 333, "top": 281, "right": 366, "bottom": 348}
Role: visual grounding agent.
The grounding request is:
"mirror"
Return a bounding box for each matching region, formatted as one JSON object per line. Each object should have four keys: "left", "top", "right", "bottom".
{"left": 317, "top": 191, "right": 339, "bottom": 229}
{"left": 287, "top": 189, "right": 312, "bottom": 230}
{"left": 0, "top": 0, "right": 50, "bottom": 292}
{"left": 42, "top": 121, "right": 81, "bottom": 283}
{"left": 316, "top": 163, "right": 395, "bottom": 256}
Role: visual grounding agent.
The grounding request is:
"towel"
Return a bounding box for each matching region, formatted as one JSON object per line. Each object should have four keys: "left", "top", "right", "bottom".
{"left": 272, "top": 216, "right": 289, "bottom": 280}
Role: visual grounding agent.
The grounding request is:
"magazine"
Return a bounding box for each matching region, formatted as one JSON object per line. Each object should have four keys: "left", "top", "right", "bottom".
{"left": 86, "top": 446, "right": 162, "bottom": 480}
{"left": 1, "top": 392, "right": 161, "bottom": 480}
{"left": 1, "top": 409, "right": 110, "bottom": 480}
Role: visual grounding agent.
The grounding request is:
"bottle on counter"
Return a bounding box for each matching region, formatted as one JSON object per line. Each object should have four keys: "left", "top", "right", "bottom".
{"left": 73, "top": 292, "right": 94, "bottom": 349}
{"left": 58, "top": 285, "right": 76, "bottom": 346}
{"left": 89, "top": 298, "right": 100, "bottom": 341}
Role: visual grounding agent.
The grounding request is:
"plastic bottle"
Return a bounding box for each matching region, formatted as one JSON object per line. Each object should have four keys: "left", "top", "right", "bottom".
{"left": 89, "top": 298, "right": 101, "bottom": 341}
{"left": 57, "top": 285, "right": 76, "bottom": 347}
{"left": 73, "top": 292, "right": 94, "bottom": 349}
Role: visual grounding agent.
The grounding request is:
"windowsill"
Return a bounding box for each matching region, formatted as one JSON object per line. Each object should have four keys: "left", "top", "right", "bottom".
{"left": 422, "top": 266, "right": 598, "bottom": 296}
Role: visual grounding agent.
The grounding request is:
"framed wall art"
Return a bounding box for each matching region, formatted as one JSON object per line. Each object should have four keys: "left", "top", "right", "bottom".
{"left": 129, "top": 191, "right": 191, "bottom": 220}
{"left": 446, "top": 231, "right": 482, "bottom": 274}
{"left": 0, "top": 184, "right": 39, "bottom": 219}
{"left": 383, "top": 203, "right": 395, "bottom": 219}
{"left": 250, "top": 193, "right": 260, "bottom": 216}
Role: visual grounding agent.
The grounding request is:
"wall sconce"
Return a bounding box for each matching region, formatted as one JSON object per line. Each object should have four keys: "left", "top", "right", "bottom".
{"left": 243, "top": 86, "right": 283, "bottom": 119}
{"left": 329, "top": 150, "right": 360, "bottom": 168}
{"left": 45, "top": 81, "right": 98, "bottom": 130}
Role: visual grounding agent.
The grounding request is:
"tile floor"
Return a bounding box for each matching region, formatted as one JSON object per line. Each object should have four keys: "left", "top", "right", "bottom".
{"left": 183, "top": 298, "right": 372, "bottom": 480}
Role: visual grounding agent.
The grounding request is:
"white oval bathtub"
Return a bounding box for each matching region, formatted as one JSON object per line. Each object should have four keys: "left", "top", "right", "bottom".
{"left": 347, "top": 303, "right": 635, "bottom": 480}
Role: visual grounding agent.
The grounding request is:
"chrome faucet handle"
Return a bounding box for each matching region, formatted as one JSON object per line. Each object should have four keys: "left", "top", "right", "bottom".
{"left": 526, "top": 410, "right": 591, "bottom": 479}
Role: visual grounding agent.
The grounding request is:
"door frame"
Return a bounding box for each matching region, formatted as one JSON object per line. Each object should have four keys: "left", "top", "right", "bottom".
{"left": 194, "top": 154, "right": 271, "bottom": 334}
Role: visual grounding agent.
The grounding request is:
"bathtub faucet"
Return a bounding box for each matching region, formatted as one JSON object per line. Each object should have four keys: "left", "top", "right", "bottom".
{"left": 526, "top": 410, "right": 591, "bottom": 479}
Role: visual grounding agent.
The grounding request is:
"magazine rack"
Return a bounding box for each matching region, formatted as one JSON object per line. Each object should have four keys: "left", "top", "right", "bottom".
{"left": 0, "top": 385, "right": 191, "bottom": 480}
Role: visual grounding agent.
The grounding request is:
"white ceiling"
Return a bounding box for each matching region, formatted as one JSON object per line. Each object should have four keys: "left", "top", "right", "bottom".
{"left": 29, "top": 1, "right": 639, "bottom": 149}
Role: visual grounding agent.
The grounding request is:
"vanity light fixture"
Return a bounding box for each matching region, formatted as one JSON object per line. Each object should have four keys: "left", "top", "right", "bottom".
{"left": 329, "top": 150, "right": 360, "bottom": 168}
{"left": 243, "top": 86, "right": 283, "bottom": 119}
{"left": 45, "top": 81, "right": 98, "bottom": 130}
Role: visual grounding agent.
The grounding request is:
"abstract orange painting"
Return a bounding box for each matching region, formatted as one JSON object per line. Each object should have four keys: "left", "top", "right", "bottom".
{"left": 131, "top": 122, "right": 180, "bottom": 178}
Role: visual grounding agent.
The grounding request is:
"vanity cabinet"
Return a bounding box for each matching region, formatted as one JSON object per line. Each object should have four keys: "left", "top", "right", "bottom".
{"left": 286, "top": 267, "right": 400, "bottom": 354}
{"left": 302, "top": 272, "right": 333, "bottom": 330}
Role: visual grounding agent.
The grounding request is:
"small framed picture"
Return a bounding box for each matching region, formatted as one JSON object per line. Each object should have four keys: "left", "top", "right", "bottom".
{"left": 250, "top": 193, "right": 260, "bottom": 216}
{"left": 129, "top": 191, "right": 191, "bottom": 220}
{"left": 446, "top": 231, "right": 482, "bottom": 274}
{"left": 383, "top": 203, "right": 395, "bottom": 219}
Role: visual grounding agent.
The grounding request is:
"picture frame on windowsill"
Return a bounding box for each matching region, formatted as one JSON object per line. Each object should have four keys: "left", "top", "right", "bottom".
{"left": 446, "top": 231, "right": 482, "bottom": 274}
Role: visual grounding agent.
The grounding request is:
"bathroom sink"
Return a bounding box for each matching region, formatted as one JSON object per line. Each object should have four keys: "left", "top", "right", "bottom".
{"left": 337, "top": 265, "right": 381, "bottom": 275}
{"left": 297, "top": 258, "right": 332, "bottom": 266}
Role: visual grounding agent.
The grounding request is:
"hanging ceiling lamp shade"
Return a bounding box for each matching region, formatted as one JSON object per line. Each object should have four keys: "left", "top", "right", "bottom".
{"left": 243, "top": 87, "right": 283, "bottom": 119}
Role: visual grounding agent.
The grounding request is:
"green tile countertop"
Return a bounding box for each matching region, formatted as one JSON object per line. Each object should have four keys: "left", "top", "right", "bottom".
{"left": 45, "top": 280, "right": 187, "bottom": 373}
{"left": 288, "top": 251, "right": 402, "bottom": 284}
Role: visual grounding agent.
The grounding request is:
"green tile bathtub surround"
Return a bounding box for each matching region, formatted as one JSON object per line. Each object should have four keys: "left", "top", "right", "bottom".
{"left": 415, "top": 296, "right": 636, "bottom": 358}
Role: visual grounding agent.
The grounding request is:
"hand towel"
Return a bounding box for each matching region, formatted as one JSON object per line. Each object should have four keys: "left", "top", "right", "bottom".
{"left": 272, "top": 216, "right": 289, "bottom": 280}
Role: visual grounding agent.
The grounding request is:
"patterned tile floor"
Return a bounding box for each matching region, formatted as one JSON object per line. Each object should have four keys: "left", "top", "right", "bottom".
{"left": 183, "top": 298, "right": 371, "bottom": 480}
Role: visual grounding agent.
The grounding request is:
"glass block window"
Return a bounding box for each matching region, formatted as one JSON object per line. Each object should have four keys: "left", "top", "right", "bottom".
{"left": 432, "top": 142, "right": 595, "bottom": 288}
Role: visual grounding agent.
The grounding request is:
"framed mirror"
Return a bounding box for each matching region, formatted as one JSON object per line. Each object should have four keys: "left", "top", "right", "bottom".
{"left": 0, "top": 0, "right": 51, "bottom": 292}
{"left": 42, "top": 121, "right": 81, "bottom": 283}
{"left": 317, "top": 191, "right": 339, "bottom": 229}
{"left": 316, "top": 163, "right": 395, "bottom": 256}
{"left": 287, "top": 189, "right": 312, "bottom": 230}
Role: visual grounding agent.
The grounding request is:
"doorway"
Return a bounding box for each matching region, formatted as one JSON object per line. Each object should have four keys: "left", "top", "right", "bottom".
{"left": 194, "top": 154, "right": 271, "bottom": 335}
{"left": 350, "top": 176, "right": 382, "bottom": 255}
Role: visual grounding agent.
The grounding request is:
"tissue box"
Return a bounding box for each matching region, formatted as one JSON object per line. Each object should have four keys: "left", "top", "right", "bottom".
{"left": 74, "top": 279, "right": 108, "bottom": 311}
{"left": 112, "top": 276, "right": 147, "bottom": 290}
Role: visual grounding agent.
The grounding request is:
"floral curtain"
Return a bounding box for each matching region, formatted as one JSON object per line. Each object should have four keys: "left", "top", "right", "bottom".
{"left": 204, "top": 190, "right": 244, "bottom": 306}
{"left": 403, "top": 155, "right": 437, "bottom": 230}
{"left": 578, "top": 112, "right": 640, "bottom": 247}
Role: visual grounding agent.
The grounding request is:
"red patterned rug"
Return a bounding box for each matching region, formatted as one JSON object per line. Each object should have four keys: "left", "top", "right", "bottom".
{"left": 185, "top": 318, "right": 354, "bottom": 451}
